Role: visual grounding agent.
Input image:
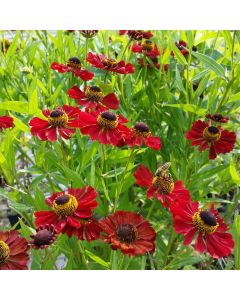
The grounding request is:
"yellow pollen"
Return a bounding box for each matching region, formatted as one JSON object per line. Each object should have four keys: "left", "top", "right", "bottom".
{"left": 102, "top": 58, "right": 118, "bottom": 69}
{"left": 85, "top": 86, "right": 103, "bottom": 102}
{"left": 48, "top": 112, "right": 68, "bottom": 127}
{"left": 53, "top": 194, "right": 78, "bottom": 217}
{"left": 192, "top": 211, "right": 219, "bottom": 234}
{"left": 203, "top": 127, "right": 221, "bottom": 142}
{"left": 132, "top": 127, "right": 151, "bottom": 138}
{"left": 0, "top": 241, "right": 10, "bottom": 264}
{"left": 141, "top": 40, "right": 154, "bottom": 51}
{"left": 152, "top": 176, "right": 174, "bottom": 194}
{"left": 97, "top": 115, "right": 118, "bottom": 129}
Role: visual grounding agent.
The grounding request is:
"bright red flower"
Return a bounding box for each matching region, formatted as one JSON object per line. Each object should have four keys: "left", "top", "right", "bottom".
{"left": 119, "top": 30, "right": 153, "bottom": 40}
{"left": 100, "top": 211, "right": 156, "bottom": 256}
{"left": 186, "top": 120, "right": 236, "bottom": 160}
{"left": 0, "top": 115, "right": 14, "bottom": 131}
{"left": 51, "top": 57, "right": 94, "bottom": 81}
{"left": 78, "top": 110, "right": 130, "bottom": 146}
{"left": 34, "top": 186, "right": 99, "bottom": 239}
{"left": 67, "top": 85, "right": 119, "bottom": 111}
{"left": 29, "top": 225, "right": 57, "bottom": 249}
{"left": 87, "top": 52, "right": 134, "bottom": 74}
{"left": 134, "top": 164, "right": 190, "bottom": 208}
{"left": 29, "top": 105, "right": 81, "bottom": 142}
{"left": 205, "top": 113, "right": 229, "bottom": 123}
{"left": 170, "top": 198, "right": 234, "bottom": 258}
{"left": 0, "top": 230, "right": 29, "bottom": 270}
{"left": 123, "top": 122, "right": 161, "bottom": 150}
{"left": 131, "top": 40, "right": 159, "bottom": 57}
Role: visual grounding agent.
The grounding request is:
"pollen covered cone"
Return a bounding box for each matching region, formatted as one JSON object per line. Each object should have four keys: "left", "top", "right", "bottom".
{"left": 186, "top": 120, "right": 236, "bottom": 160}
{"left": 134, "top": 164, "right": 190, "bottom": 208}
{"left": 29, "top": 105, "right": 81, "bottom": 142}
{"left": 0, "top": 115, "right": 14, "bottom": 131}
{"left": 0, "top": 230, "right": 29, "bottom": 270}
{"left": 170, "top": 198, "right": 234, "bottom": 259}
{"left": 34, "top": 186, "right": 99, "bottom": 239}
{"left": 100, "top": 211, "right": 156, "bottom": 256}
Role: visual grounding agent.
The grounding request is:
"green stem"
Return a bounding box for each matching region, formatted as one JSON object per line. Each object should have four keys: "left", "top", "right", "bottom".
{"left": 146, "top": 200, "right": 156, "bottom": 219}
{"left": 77, "top": 240, "right": 88, "bottom": 270}
{"left": 104, "top": 70, "right": 109, "bottom": 83}
{"left": 162, "top": 227, "right": 176, "bottom": 268}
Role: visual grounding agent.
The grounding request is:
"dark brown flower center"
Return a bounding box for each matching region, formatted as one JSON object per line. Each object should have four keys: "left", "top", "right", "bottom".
{"left": 116, "top": 224, "right": 137, "bottom": 244}
{"left": 33, "top": 229, "right": 54, "bottom": 247}
{"left": 101, "top": 111, "right": 117, "bottom": 121}
{"left": 67, "top": 57, "right": 81, "bottom": 69}
{"left": 199, "top": 211, "right": 217, "bottom": 226}
{"left": 90, "top": 86, "right": 101, "bottom": 92}
{"left": 203, "top": 126, "right": 221, "bottom": 142}
{"left": 102, "top": 58, "right": 118, "bottom": 69}
{"left": 50, "top": 109, "right": 65, "bottom": 118}
{"left": 48, "top": 109, "right": 68, "bottom": 127}
{"left": 134, "top": 122, "right": 149, "bottom": 132}
{"left": 208, "top": 126, "right": 219, "bottom": 134}
{"left": 142, "top": 40, "right": 154, "bottom": 51}
{"left": 97, "top": 111, "right": 118, "bottom": 128}
{"left": 79, "top": 30, "right": 98, "bottom": 38}
{"left": 55, "top": 194, "right": 70, "bottom": 205}
{"left": 53, "top": 194, "right": 78, "bottom": 217}
{"left": 85, "top": 86, "right": 104, "bottom": 102}
{"left": 0, "top": 240, "right": 10, "bottom": 264}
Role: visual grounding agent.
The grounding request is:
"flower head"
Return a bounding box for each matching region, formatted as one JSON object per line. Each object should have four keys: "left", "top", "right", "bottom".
{"left": 0, "top": 230, "right": 29, "bottom": 270}
{"left": 119, "top": 30, "right": 153, "bottom": 41}
{"left": 29, "top": 105, "right": 81, "bottom": 142}
{"left": 78, "top": 110, "right": 130, "bottom": 146}
{"left": 205, "top": 113, "right": 229, "bottom": 123}
{"left": 0, "top": 115, "right": 14, "bottom": 131}
{"left": 29, "top": 225, "right": 57, "bottom": 249}
{"left": 134, "top": 164, "right": 190, "bottom": 207}
{"left": 79, "top": 30, "right": 98, "bottom": 38}
{"left": 34, "top": 186, "right": 99, "bottom": 239}
{"left": 51, "top": 57, "right": 94, "bottom": 81}
{"left": 186, "top": 120, "right": 236, "bottom": 159}
{"left": 100, "top": 211, "right": 156, "bottom": 256}
{"left": 1, "top": 39, "right": 11, "bottom": 53}
{"left": 170, "top": 198, "right": 234, "bottom": 258}
{"left": 131, "top": 40, "right": 159, "bottom": 57}
{"left": 67, "top": 85, "right": 119, "bottom": 111}
{"left": 87, "top": 52, "right": 134, "bottom": 74}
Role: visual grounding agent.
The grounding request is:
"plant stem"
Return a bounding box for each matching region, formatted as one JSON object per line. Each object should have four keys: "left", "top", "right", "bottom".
{"left": 146, "top": 200, "right": 156, "bottom": 219}
{"left": 162, "top": 227, "right": 176, "bottom": 268}
{"left": 77, "top": 240, "right": 88, "bottom": 270}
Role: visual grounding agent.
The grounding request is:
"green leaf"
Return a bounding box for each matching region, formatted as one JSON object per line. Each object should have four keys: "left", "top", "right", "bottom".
{"left": 232, "top": 215, "right": 240, "bottom": 270}
{"left": 85, "top": 250, "right": 110, "bottom": 269}
{"left": 175, "top": 65, "right": 186, "bottom": 94}
{"left": 0, "top": 101, "right": 28, "bottom": 113}
{"left": 6, "top": 31, "right": 21, "bottom": 58}
{"left": 163, "top": 103, "right": 207, "bottom": 116}
{"left": 192, "top": 51, "right": 225, "bottom": 78}
{"left": 230, "top": 158, "right": 240, "bottom": 185}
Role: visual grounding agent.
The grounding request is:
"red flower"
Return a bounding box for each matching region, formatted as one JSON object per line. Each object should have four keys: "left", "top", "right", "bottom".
{"left": 51, "top": 57, "right": 94, "bottom": 81}
{"left": 0, "top": 115, "right": 14, "bottom": 131}
{"left": 131, "top": 40, "right": 159, "bottom": 57}
{"left": 100, "top": 211, "right": 156, "bottom": 256}
{"left": 29, "top": 225, "right": 57, "bottom": 249}
{"left": 67, "top": 85, "right": 119, "bottom": 111}
{"left": 78, "top": 110, "right": 130, "bottom": 146}
{"left": 34, "top": 186, "right": 99, "bottom": 240}
{"left": 170, "top": 198, "right": 234, "bottom": 258}
{"left": 186, "top": 120, "right": 236, "bottom": 160}
{"left": 0, "top": 230, "right": 29, "bottom": 270}
{"left": 119, "top": 30, "right": 153, "bottom": 40}
{"left": 29, "top": 105, "right": 81, "bottom": 142}
{"left": 87, "top": 52, "right": 134, "bottom": 74}
{"left": 205, "top": 113, "right": 229, "bottom": 123}
{"left": 73, "top": 218, "right": 102, "bottom": 242}
{"left": 123, "top": 122, "right": 161, "bottom": 150}
{"left": 134, "top": 164, "right": 190, "bottom": 208}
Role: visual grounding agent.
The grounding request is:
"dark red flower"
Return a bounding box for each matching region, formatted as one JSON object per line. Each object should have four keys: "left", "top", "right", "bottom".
{"left": 87, "top": 52, "right": 134, "bottom": 74}
{"left": 79, "top": 30, "right": 98, "bottom": 38}
{"left": 122, "top": 122, "right": 161, "bottom": 150}
{"left": 29, "top": 225, "right": 57, "bottom": 249}
{"left": 71, "top": 217, "right": 102, "bottom": 241}
{"left": 0, "top": 115, "right": 14, "bottom": 131}
{"left": 29, "top": 105, "right": 81, "bottom": 142}
{"left": 170, "top": 198, "right": 234, "bottom": 258}
{"left": 119, "top": 30, "right": 153, "bottom": 40}
{"left": 51, "top": 57, "right": 94, "bottom": 81}
{"left": 67, "top": 85, "right": 119, "bottom": 111}
{"left": 134, "top": 164, "right": 190, "bottom": 208}
{"left": 78, "top": 110, "right": 130, "bottom": 146}
{"left": 100, "top": 211, "right": 156, "bottom": 256}
{"left": 170, "top": 40, "right": 189, "bottom": 57}
{"left": 34, "top": 186, "right": 99, "bottom": 239}
{"left": 205, "top": 113, "right": 229, "bottom": 123}
{"left": 0, "top": 230, "right": 29, "bottom": 270}
{"left": 131, "top": 40, "right": 159, "bottom": 57}
{"left": 186, "top": 120, "right": 236, "bottom": 160}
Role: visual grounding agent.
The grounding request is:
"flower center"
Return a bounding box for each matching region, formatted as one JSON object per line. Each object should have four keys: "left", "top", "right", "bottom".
{"left": 48, "top": 109, "right": 68, "bottom": 127}
{"left": 33, "top": 229, "right": 54, "bottom": 247}
{"left": 152, "top": 175, "right": 174, "bottom": 194}
{"left": 79, "top": 30, "right": 98, "bottom": 38}
{"left": 97, "top": 111, "right": 118, "bottom": 129}
{"left": 203, "top": 126, "right": 221, "bottom": 142}
{"left": 67, "top": 57, "right": 81, "bottom": 69}
{"left": 132, "top": 122, "right": 151, "bottom": 138}
{"left": 102, "top": 58, "right": 118, "bottom": 69}
{"left": 53, "top": 194, "right": 78, "bottom": 217}
{"left": 85, "top": 86, "right": 103, "bottom": 102}
{"left": 141, "top": 40, "right": 154, "bottom": 51}
{"left": 116, "top": 224, "right": 137, "bottom": 244}
{"left": 192, "top": 210, "right": 219, "bottom": 234}
{"left": 128, "top": 30, "right": 144, "bottom": 40}
{"left": 0, "top": 241, "right": 10, "bottom": 264}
